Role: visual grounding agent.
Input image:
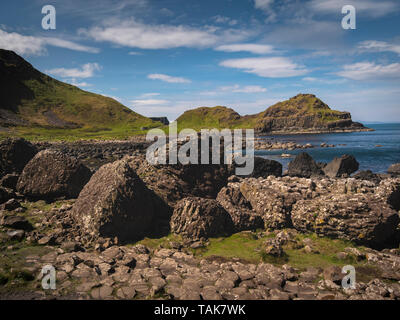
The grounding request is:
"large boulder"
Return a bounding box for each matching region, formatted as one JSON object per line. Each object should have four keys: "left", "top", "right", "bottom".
{"left": 0, "top": 138, "right": 37, "bottom": 176}
{"left": 388, "top": 163, "right": 400, "bottom": 177}
{"left": 17, "top": 150, "right": 92, "bottom": 200}
{"left": 0, "top": 186, "right": 15, "bottom": 205}
{"left": 291, "top": 194, "right": 399, "bottom": 248}
{"left": 71, "top": 158, "right": 169, "bottom": 242}
{"left": 216, "top": 183, "right": 264, "bottom": 232}
{"left": 170, "top": 197, "right": 234, "bottom": 239}
{"left": 287, "top": 153, "right": 323, "bottom": 178}
{"left": 0, "top": 174, "right": 19, "bottom": 190}
{"left": 352, "top": 170, "right": 381, "bottom": 184}
{"left": 128, "top": 154, "right": 233, "bottom": 207}
{"left": 247, "top": 157, "right": 282, "bottom": 178}
{"left": 239, "top": 176, "right": 315, "bottom": 229}
{"left": 323, "top": 154, "right": 359, "bottom": 178}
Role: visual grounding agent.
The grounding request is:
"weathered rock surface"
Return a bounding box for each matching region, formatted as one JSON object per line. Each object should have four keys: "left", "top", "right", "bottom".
{"left": 292, "top": 194, "right": 399, "bottom": 247}
{"left": 247, "top": 157, "right": 282, "bottom": 178}
{"left": 353, "top": 170, "right": 381, "bottom": 183}
{"left": 214, "top": 175, "right": 400, "bottom": 246}
{"left": 170, "top": 197, "right": 234, "bottom": 239}
{"left": 287, "top": 153, "right": 323, "bottom": 178}
{"left": 0, "top": 174, "right": 19, "bottom": 190}
{"left": 72, "top": 158, "right": 170, "bottom": 242}
{"left": 388, "top": 163, "right": 400, "bottom": 176}
{"left": 0, "top": 138, "right": 37, "bottom": 177}
{"left": 217, "top": 183, "right": 264, "bottom": 232}
{"left": 323, "top": 154, "right": 359, "bottom": 178}
{"left": 17, "top": 150, "right": 92, "bottom": 200}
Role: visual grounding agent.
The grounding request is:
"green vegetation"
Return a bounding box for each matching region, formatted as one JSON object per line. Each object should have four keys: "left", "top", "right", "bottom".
{"left": 135, "top": 231, "right": 381, "bottom": 282}
{"left": 176, "top": 94, "right": 350, "bottom": 132}
{"left": 0, "top": 49, "right": 160, "bottom": 141}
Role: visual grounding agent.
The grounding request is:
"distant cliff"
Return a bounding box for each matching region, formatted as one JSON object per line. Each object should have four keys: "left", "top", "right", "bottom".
{"left": 176, "top": 94, "right": 371, "bottom": 134}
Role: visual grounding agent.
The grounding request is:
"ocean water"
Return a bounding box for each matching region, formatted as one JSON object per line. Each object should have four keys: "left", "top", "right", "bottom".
{"left": 256, "top": 123, "right": 400, "bottom": 173}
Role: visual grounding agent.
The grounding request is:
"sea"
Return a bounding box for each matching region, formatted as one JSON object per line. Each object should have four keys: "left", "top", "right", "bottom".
{"left": 256, "top": 123, "right": 400, "bottom": 173}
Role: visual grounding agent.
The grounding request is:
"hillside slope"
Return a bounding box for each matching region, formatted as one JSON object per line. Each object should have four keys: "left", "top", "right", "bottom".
{"left": 176, "top": 94, "right": 370, "bottom": 134}
{"left": 0, "top": 49, "right": 157, "bottom": 140}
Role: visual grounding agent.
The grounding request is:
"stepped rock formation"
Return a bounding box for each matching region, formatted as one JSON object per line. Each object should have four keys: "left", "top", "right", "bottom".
{"left": 176, "top": 94, "right": 370, "bottom": 133}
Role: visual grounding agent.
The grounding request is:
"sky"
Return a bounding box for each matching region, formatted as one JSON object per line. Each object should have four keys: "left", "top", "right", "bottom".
{"left": 0, "top": 0, "right": 400, "bottom": 122}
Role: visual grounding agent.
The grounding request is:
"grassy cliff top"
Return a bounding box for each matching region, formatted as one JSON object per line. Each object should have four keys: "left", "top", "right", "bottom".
{"left": 176, "top": 94, "right": 352, "bottom": 132}
{"left": 0, "top": 49, "right": 158, "bottom": 141}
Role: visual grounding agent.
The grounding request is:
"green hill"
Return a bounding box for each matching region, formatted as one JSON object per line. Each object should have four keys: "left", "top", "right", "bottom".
{"left": 0, "top": 49, "right": 158, "bottom": 140}
{"left": 176, "top": 94, "right": 369, "bottom": 134}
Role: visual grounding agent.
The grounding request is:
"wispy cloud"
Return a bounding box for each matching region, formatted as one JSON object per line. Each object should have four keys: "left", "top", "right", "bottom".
{"left": 336, "top": 62, "right": 400, "bottom": 80}
{"left": 148, "top": 73, "right": 191, "bottom": 83}
{"left": 78, "top": 19, "right": 251, "bottom": 50}
{"left": 358, "top": 40, "right": 400, "bottom": 55}
{"left": 215, "top": 43, "right": 275, "bottom": 54}
{"left": 0, "top": 29, "right": 99, "bottom": 56}
{"left": 130, "top": 99, "right": 169, "bottom": 106}
{"left": 308, "top": 0, "right": 399, "bottom": 18}
{"left": 220, "top": 84, "right": 267, "bottom": 93}
{"left": 220, "top": 57, "right": 308, "bottom": 78}
{"left": 211, "top": 15, "right": 238, "bottom": 26}
{"left": 46, "top": 63, "right": 102, "bottom": 78}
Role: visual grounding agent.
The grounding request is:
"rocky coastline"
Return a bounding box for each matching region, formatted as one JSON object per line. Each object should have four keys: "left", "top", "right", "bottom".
{"left": 0, "top": 137, "right": 400, "bottom": 300}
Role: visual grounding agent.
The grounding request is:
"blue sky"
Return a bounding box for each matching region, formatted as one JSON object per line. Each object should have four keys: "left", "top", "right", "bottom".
{"left": 1, "top": 0, "right": 400, "bottom": 122}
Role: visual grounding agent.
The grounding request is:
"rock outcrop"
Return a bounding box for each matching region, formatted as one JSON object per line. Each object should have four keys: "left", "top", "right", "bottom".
{"left": 287, "top": 153, "right": 323, "bottom": 178}
{"left": 217, "top": 183, "right": 264, "bottom": 232}
{"left": 291, "top": 194, "right": 399, "bottom": 247}
{"left": 323, "top": 154, "right": 359, "bottom": 178}
{"left": 214, "top": 176, "right": 400, "bottom": 247}
{"left": 247, "top": 157, "right": 282, "bottom": 178}
{"left": 0, "top": 138, "right": 37, "bottom": 177}
{"left": 17, "top": 150, "right": 92, "bottom": 200}
{"left": 170, "top": 197, "right": 234, "bottom": 239}
{"left": 388, "top": 163, "right": 400, "bottom": 177}
{"left": 71, "top": 158, "right": 170, "bottom": 242}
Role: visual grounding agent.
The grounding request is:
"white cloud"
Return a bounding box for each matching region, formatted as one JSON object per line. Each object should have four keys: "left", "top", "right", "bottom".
{"left": 46, "top": 63, "right": 102, "bottom": 79}
{"left": 358, "top": 40, "right": 400, "bottom": 55}
{"left": 215, "top": 43, "right": 275, "bottom": 54}
{"left": 302, "top": 77, "right": 347, "bottom": 84}
{"left": 309, "top": 0, "right": 398, "bottom": 18}
{"left": 254, "top": 0, "right": 274, "bottom": 10}
{"left": 139, "top": 93, "right": 161, "bottom": 98}
{"left": 211, "top": 15, "right": 238, "bottom": 26}
{"left": 220, "top": 84, "right": 267, "bottom": 93}
{"left": 79, "top": 19, "right": 251, "bottom": 50}
{"left": 336, "top": 62, "right": 400, "bottom": 80}
{"left": 148, "top": 73, "right": 191, "bottom": 83}
{"left": 220, "top": 57, "right": 308, "bottom": 78}
{"left": 0, "top": 29, "right": 99, "bottom": 56}
{"left": 128, "top": 51, "right": 142, "bottom": 55}
{"left": 67, "top": 79, "right": 92, "bottom": 88}
{"left": 79, "top": 20, "right": 217, "bottom": 49}
{"left": 130, "top": 99, "right": 169, "bottom": 106}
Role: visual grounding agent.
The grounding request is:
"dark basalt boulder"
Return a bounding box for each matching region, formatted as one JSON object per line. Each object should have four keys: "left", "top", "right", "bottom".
{"left": 71, "top": 158, "right": 170, "bottom": 242}
{"left": 353, "top": 170, "right": 381, "bottom": 183}
{"left": 246, "top": 157, "right": 282, "bottom": 178}
{"left": 287, "top": 153, "right": 323, "bottom": 178}
{"left": 0, "top": 138, "right": 37, "bottom": 177}
{"left": 0, "top": 186, "right": 15, "bottom": 205}
{"left": 323, "top": 154, "right": 359, "bottom": 178}
{"left": 0, "top": 174, "right": 19, "bottom": 190}
{"left": 388, "top": 163, "right": 400, "bottom": 177}
{"left": 217, "top": 183, "right": 264, "bottom": 232}
{"left": 17, "top": 150, "right": 92, "bottom": 200}
{"left": 170, "top": 197, "right": 234, "bottom": 239}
